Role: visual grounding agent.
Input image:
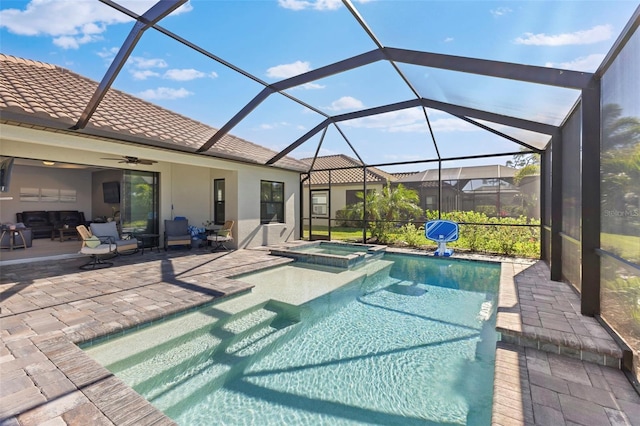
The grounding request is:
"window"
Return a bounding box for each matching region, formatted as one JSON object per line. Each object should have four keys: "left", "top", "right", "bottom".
{"left": 426, "top": 196, "right": 435, "bottom": 210}
{"left": 311, "top": 190, "right": 328, "bottom": 217}
{"left": 346, "top": 189, "right": 375, "bottom": 206}
{"left": 214, "top": 179, "right": 225, "bottom": 225}
{"left": 261, "top": 180, "right": 284, "bottom": 223}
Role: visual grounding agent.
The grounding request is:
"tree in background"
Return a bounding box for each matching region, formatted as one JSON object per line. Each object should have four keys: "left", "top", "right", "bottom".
{"left": 506, "top": 151, "right": 540, "bottom": 219}
{"left": 345, "top": 183, "right": 422, "bottom": 244}
{"left": 506, "top": 151, "right": 540, "bottom": 185}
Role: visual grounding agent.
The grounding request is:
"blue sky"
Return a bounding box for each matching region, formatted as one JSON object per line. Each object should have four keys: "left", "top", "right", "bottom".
{"left": 1, "top": 0, "right": 638, "bottom": 171}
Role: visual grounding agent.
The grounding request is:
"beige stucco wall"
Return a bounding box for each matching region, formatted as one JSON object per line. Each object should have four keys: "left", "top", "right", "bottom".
{"left": 0, "top": 123, "right": 300, "bottom": 248}
{"left": 302, "top": 183, "right": 385, "bottom": 221}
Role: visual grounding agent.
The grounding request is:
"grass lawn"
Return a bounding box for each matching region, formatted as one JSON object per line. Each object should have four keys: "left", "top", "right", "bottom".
{"left": 303, "top": 226, "right": 369, "bottom": 241}
{"left": 601, "top": 233, "right": 640, "bottom": 263}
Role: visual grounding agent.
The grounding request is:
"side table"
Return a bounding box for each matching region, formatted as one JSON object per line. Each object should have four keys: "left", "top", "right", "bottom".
{"left": 134, "top": 233, "right": 160, "bottom": 254}
{"left": 52, "top": 227, "right": 78, "bottom": 242}
{"left": 0, "top": 229, "right": 27, "bottom": 250}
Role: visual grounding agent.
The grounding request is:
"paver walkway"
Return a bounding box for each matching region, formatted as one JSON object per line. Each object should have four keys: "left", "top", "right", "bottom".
{"left": 1, "top": 247, "right": 638, "bottom": 425}
{"left": 494, "top": 260, "right": 640, "bottom": 426}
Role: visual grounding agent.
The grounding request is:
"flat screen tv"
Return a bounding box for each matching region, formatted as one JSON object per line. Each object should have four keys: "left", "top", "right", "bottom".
{"left": 102, "top": 181, "right": 120, "bottom": 204}
{"left": 0, "top": 157, "right": 15, "bottom": 193}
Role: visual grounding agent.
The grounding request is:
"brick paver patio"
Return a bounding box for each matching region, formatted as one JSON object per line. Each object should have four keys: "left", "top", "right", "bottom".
{"left": 1, "top": 247, "right": 638, "bottom": 425}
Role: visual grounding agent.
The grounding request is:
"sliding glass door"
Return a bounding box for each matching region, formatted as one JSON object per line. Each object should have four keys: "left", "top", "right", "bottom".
{"left": 120, "top": 170, "right": 159, "bottom": 234}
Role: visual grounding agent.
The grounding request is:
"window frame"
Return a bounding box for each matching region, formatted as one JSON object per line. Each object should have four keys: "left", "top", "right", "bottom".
{"left": 260, "top": 180, "right": 285, "bottom": 224}
{"left": 214, "top": 179, "right": 225, "bottom": 225}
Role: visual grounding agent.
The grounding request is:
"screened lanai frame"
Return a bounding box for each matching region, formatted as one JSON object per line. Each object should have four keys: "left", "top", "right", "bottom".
{"left": 62, "top": 0, "right": 640, "bottom": 383}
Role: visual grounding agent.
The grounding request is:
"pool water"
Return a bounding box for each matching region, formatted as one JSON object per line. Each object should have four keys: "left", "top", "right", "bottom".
{"left": 84, "top": 254, "right": 500, "bottom": 425}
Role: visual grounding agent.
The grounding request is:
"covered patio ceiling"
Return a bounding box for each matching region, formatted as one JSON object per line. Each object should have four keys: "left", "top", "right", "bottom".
{"left": 50, "top": 0, "right": 639, "bottom": 172}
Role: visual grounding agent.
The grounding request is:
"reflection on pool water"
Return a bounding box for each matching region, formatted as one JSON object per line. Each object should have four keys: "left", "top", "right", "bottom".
{"left": 83, "top": 253, "right": 500, "bottom": 425}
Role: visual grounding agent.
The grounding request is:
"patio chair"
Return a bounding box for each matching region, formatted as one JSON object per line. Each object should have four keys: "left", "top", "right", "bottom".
{"left": 90, "top": 222, "right": 139, "bottom": 255}
{"left": 164, "top": 219, "right": 191, "bottom": 250}
{"left": 207, "top": 220, "right": 234, "bottom": 251}
{"left": 76, "top": 225, "right": 116, "bottom": 269}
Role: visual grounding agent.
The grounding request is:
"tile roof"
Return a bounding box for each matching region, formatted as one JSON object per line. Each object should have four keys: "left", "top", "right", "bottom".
{"left": 300, "top": 154, "right": 398, "bottom": 185}
{"left": 0, "top": 54, "right": 306, "bottom": 171}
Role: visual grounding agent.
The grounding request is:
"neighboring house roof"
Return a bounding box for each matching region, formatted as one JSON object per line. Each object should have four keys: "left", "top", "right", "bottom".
{"left": 0, "top": 54, "right": 306, "bottom": 171}
{"left": 391, "top": 171, "right": 420, "bottom": 181}
{"left": 300, "top": 154, "right": 397, "bottom": 185}
{"left": 395, "top": 164, "right": 518, "bottom": 183}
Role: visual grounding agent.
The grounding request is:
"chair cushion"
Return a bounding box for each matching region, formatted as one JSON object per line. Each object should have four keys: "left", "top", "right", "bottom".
{"left": 165, "top": 220, "right": 189, "bottom": 235}
{"left": 90, "top": 222, "right": 120, "bottom": 243}
{"left": 85, "top": 235, "right": 101, "bottom": 248}
{"left": 207, "top": 235, "right": 232, "bottom": 242}
{"left": 167, "top": 235, "right": 190, "bottom": 242}
{"left": 80, "top": 244, "right": 115, "bottom": 255}
{"left": 115, "top": 239, "right": 138, "bottom": 251}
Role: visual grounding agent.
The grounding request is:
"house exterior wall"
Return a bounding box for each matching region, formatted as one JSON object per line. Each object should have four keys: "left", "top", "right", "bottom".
{"left": 302, "top": 183, "right": 385, "bottom": 222}
{"left": 0, "top": 123, "right": 300, "bottom": 248}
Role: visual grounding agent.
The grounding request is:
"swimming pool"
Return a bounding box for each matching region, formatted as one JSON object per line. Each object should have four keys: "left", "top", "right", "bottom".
{"left": 83, "top": 253, "right": 500, "bottom": 425}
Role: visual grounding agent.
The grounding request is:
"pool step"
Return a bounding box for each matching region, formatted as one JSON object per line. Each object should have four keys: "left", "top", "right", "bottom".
{"left": 98, "top": 303, "right": 301, "bottom": 415}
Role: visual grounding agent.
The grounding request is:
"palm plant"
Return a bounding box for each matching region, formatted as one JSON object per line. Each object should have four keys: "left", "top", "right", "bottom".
{"left": 345, "top": 183, "right": 422, "bottom": 244}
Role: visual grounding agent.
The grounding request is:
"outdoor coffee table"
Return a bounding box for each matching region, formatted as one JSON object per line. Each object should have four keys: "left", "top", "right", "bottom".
{"left": 134, "top": 233, "right": 160, "bottom": 254}
{"left": 52, "top": 227, "right": 78, "bottom": 242}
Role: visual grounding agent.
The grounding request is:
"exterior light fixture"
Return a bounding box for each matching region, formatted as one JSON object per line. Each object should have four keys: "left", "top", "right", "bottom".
{"left": 42, "top": 161, "right": 55, "bottom": 166}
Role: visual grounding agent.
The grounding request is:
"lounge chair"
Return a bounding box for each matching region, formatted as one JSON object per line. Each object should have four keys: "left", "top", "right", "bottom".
{"left": 207, "top": 220, "right": 234, "bottom": 251}
{"left": 76, "top": 225, "right": 117, "bottom": 269}
{"left": 164, "top": 219, "right": 191, "bottom": 250}
{"left": 90, "top": 222, "right": 139, "bottom": 255}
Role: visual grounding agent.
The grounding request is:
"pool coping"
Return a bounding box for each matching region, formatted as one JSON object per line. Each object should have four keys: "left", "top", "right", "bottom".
{"left": 1, "top": 246, "right": 638, "bottom": 425}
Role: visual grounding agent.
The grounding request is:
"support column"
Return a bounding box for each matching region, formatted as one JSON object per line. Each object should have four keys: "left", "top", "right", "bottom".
{"left": 540, "top": 151, "right": 547, "bottom": 261}
{"left": 581, "top": 80, "right": 601, "bottom": 316}
{"left": 550, "top": 131, "right": 563, "bottom": 281}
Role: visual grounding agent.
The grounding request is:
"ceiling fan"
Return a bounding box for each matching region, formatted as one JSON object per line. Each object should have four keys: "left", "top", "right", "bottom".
{"left": 100, "top": 156, "right": 157, "bottom": 165}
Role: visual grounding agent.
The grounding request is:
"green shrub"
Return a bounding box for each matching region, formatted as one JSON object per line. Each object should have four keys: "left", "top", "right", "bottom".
{"left": 421, "top": 210, "right": 540, "bottom": 258}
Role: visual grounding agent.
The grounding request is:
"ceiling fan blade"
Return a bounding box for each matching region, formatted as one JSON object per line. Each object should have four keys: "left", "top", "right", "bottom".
{"left": 100, "top": 156, "right": 157, "bottom": 165}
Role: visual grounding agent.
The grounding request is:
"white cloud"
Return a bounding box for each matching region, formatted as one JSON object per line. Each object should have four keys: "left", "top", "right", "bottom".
{"left": 278, "top": 0, "right": 372, "bottom": 11}
{"left": 444, "top": 37, "right": 454, "bottom": 43}
{"left": 129, "top": 57, "right": 168, "bottom": 69}
{"left": 163, "top": 68, "right": 206, "bottom": 81}
{"left": 545, "top": 53, "right": 605, "bottom": 72}
{"left": 301, "top": 82, "right": 325, "bottom": 90}
{"left": 53, "top": 33, "right": 102, "bottom": 49}
{"left": 131, "top": 70, "right": 160, "bottom": 80}
{"left": 259, "top": 121, "right": 295, "bottom": 131}
{"left": 430, "top": 117, "right": 477, "bottom": 133}
{"left": 342, "top": 109, "right": 479, "bottom": 134}
{"left": 490, "top": 7, "right": 512, "bottom": 17}
{"left": 97, "top": 47, "right": 119, "bottom": 60}
{"left": 327, "top": 96, "right": 364, "bottom": 111}
{"left": 346, "top": 109, "right": 422, "bottom": 130}
{"left": 515, "top": 24, "right": 612, "bottom": 46}
{"left": 267, "top": 60, "right": 312, "bottom": 79}
{"left": 278, "top": 0, "right": 344, "bottom": 11}
{"left": 137, "top": 87, "right": 192, "bottom": 100}
{"left": 0, "top": 0, "right": 192, "bottom": 49}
